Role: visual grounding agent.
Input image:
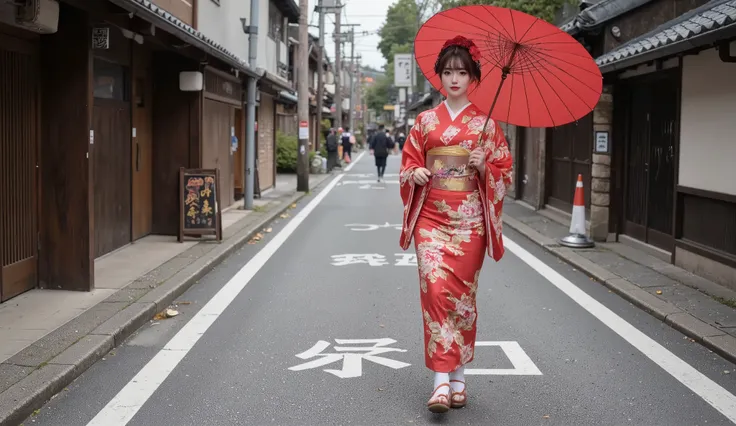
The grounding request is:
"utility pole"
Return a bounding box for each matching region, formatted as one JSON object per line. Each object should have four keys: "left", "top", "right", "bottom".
{"left": 334, "top": 1, "right": 342, "bottom": 131}
{"left": 359, "top": 54, "right": 368, "bottom": 145}
{"left": 243, "top": 0, "right": 260, "bottom": 210}
{"left": 348, "top": 26, "right": 355, "bottom": 133}
{"left": 316, "top": 0, "right": 325, "bottom": 152}
{"left": 296, "top": 0, "right": 309, "bottom": 191}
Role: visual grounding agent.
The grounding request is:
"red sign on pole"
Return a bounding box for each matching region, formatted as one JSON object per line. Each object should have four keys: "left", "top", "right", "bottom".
{"left": 299, "top": 120, "right": 309, "bottom": 140}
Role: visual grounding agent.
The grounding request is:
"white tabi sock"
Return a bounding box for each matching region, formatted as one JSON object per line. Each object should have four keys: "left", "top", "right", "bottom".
{"left": 450, "top": 366, "right": 466, "bottom": 393}
{"left": 432, "top": 372, "right": 451, "bottom": 398}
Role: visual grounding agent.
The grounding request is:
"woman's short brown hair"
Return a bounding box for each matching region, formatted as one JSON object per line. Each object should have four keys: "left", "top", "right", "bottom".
{"left": 434, "top": 45, "right": 482, "bottom": 82}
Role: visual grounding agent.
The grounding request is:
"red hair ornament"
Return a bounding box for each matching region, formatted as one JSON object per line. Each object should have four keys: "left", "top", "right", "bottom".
{"left": 441, "top": 36, "right": 481, "bottom": 63}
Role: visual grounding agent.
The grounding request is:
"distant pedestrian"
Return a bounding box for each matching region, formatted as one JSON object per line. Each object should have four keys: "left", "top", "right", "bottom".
{"left": 397, "top": 132, "right": 406, "bottom": 152}
{"left": 325, "top": 128, "right": 339, "bottom": 171}
{"left": 370, "top": 124, "right": 394, "bottom": 182}
{"left": 342, "top": 126, "right": 353, "bottom": 162}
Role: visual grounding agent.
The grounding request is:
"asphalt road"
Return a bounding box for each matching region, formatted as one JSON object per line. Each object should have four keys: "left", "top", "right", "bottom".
{"left": 26, "top": 151, "right": 736, "bottom": 426}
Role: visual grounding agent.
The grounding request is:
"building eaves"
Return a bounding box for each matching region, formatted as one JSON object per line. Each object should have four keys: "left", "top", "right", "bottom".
{"left": 562, "top": 0, "right": 653, "bottom": 35}
{"left": 273, "top": 0, "right": 300, "bottom": 23}
{"left": 109, "top": 0, "right": 259, "bottom": 78}
{"left": 260, "top": 70, "right": 295, "bottom": 93}
{"left": 596, "top": 0, "right": 736, "bottom": 73}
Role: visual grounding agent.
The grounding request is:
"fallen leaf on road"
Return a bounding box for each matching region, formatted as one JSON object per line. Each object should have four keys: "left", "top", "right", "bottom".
{"left": 248, "top": 233, "right": 264, "bottom": 244}
{"left": 175, "top": 301, "right": 192, "bottom": 305}
{"left": 378, "top": 388, "right": 384, "bottom": 391}
{"left": 280, "top": 213, "right": 290, "bottom": 219}
{"left": 265, "top": 227, "right": 273, "bottom": 233}
{"left": 379, "top": 324, "right": 385, "bottom": 328}
{"left": 724, "top": 370, "right": 731, "bottom": 375}
{"left": 543, "top": 415, "right": 550, "bottom": 419}
{"left": 656, "top": 290, "right": 663, "bottom": 295}
{"left": 153, "top": 308, "right": 180, "bottom": 320}
{"left": 290, "top": 203, "right": 297, "bottom": 209}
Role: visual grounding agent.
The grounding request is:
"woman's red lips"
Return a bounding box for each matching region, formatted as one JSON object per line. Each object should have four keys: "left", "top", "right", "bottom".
{"left": 450, "top": 86, "right": 460, "bottom": 90}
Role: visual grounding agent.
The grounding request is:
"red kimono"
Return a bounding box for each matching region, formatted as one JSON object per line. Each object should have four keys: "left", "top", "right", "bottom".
{"left": 399, "top": 102, "right": 513, "bottom": 373}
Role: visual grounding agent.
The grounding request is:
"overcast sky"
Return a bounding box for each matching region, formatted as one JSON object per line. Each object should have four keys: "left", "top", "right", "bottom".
{"left": 306, "top": 0, "right": 398, "bottom": 70}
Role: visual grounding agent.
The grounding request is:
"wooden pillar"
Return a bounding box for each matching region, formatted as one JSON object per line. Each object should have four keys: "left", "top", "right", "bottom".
{"left": 39, "top": 3, "right": 94, "bottom": 291}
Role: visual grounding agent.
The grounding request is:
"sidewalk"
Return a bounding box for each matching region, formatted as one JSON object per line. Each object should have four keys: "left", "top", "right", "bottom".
{"left": 503, "top": 200, "right": 736, "bottom": 363}
{"left": 0, "top": 172, "right": 334, "bottom": 426}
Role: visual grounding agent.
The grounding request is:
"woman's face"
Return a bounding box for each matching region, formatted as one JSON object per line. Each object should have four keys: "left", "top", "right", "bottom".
{"left": 440, "top": 58, "right": 471, "bottom": 98}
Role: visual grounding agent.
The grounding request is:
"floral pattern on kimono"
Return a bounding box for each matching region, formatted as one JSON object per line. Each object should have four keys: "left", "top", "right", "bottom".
{"left": 399, "top": 102, "right": 513, "bottom": 262}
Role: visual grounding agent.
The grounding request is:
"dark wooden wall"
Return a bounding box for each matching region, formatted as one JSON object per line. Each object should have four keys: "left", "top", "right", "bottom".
{"left": 39, "top": 3, "right": 93, "bottom": 290}
{"left": 152, "top": 52, "right": 202, "bottom": 235}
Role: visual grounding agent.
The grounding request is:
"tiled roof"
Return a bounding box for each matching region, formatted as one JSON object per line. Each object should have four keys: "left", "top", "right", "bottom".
{"left": 112, "top": 0, "right": 258, "bottom": 77}
{"left": 596, "top": 0, "right": 736, "bottom": 67}
{"left": 561, "top": 0, "right": 651, "bottom": 35}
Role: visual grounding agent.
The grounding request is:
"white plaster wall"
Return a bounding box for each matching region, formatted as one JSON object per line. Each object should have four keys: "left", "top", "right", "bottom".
{"left": 679, "top": 44, "right": 736, "bottom": 196}
{"left": 257, "top": 0, "right": 269, "bottom": 70}
{"left": 197, "top": 0, "right": 252, "bottom": 62}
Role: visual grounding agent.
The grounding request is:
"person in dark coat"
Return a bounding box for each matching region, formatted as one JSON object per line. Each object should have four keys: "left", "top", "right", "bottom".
{"left": 325, "top": 128, "right": 340, "bottom": 171}
{"left": 370, "top": 124, "right": 395, "bottom": 182}
{"left": 341, "top": 126, "right": 353, "bottom": 161}
{"left": 397, "top": 132, "right": 406, "bottom": 152}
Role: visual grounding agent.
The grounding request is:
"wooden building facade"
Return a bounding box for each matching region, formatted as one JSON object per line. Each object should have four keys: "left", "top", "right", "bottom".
{"left": 0, "top": 0, "right": 258, "bottom": 302}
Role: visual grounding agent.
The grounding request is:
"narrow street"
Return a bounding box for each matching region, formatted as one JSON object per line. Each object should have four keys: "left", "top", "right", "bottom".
{"left": 26, "top": 152, "right": 736, "bottom": 426}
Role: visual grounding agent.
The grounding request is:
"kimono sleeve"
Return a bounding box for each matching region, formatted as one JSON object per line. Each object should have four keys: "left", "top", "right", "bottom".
{"left": 398, "top": 115, "right": 428, "bottom": 249}
{"left": 399, "top": 117, "right": 426, "bottom": 206}
{"left": 482, "top": 122, "right": 513, "bottom": 204}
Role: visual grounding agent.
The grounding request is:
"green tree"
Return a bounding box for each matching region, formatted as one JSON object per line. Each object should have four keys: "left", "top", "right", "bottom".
{"left": 377, "top": 0, "right": 420, "bottom": 63}
{"left": 365, "top": 75, "right": 391, "bottom": 113}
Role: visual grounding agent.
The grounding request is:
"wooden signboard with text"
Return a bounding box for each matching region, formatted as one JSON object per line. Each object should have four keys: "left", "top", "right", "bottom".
{"left": 179, "top": 168, "right": 223, "bottom": 242}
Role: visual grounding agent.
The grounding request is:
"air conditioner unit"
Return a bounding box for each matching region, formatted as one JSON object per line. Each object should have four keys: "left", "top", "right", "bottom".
{"left": 16, "top": 0, "right": 59, "bottom": 34}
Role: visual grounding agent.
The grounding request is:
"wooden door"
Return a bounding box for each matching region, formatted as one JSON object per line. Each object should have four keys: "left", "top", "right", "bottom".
{"left": 202, "top": 99, "right": 234, "bottom": 208}
{"left": 546, "top": 113, "right": 593, "bottom": 212}
{"left": 0, "top": 38, "right": 38, "bottom": 302}
{"left": 131, "top": 45, "right": 153, "bottom": 240}
{"left": 93, "top": 58, "right": 132, "bottom": 257}
{"left": 623, "top": 71, "right": 678, "bottom": 251}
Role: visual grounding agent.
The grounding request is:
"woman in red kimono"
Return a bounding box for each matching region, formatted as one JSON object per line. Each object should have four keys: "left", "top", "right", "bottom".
{"left": 399, "top": 36, "right": 513, "bottom": 413}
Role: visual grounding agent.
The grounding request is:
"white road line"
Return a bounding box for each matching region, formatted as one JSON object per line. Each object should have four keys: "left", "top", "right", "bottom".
{"left": 504, "top": 237, "right": 736, "bottom": 423}
{"left": 343, "top": 150, "right": 366, "bottom": 172}
{"left": 86, "top": 174, "right": 345, "bottom": 426}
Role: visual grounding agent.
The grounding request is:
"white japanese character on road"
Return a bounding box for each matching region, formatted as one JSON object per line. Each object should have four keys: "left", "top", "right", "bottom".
{"left": 288, "top": 338, "right": 411, "bottom": 378}
{"left": 394, "top": 253, "right": 417, "bottom": 266}
{"left": 344, "top": 222, "right": 403, "bottom": 231}
{"left": 331, "top": 254, "right": 389, "bottom": 266}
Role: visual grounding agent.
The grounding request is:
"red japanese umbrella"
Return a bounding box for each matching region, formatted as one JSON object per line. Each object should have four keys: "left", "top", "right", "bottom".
{"left": 414, "top": 5, "right": 602, "bottom": 128}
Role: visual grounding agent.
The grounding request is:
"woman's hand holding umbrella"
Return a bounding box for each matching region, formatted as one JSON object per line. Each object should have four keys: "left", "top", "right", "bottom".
{"left": 468, "top": 148, "right": 485, "bottom": 179}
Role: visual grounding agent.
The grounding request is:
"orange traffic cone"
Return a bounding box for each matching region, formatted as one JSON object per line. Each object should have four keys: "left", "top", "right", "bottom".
{"left": 559, "top": 174, "right": 595, "bottom": 248}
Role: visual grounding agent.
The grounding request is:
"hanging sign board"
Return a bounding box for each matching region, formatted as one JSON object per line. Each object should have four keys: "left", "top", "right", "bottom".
{"left": 179, "top": 168, "right": 223, "bottom": 242}
{"left": 394, "top": 53, "right": 412, "bottom": 88}
{"left": 299, "top": 120, "right": 309, "bottom": 140}
{"left": 92, "top": 28, "right": 110, "bottom": 50}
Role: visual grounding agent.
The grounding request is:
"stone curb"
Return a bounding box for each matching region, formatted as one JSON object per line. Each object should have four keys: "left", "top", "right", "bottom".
{"left": 504, "top": 215, "right": 736, "bottom": 365}
{"left": 0, "top": 175, "right": 333, "bottom": 426}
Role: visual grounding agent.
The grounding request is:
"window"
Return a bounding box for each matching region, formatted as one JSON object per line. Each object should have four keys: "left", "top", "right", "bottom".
{"left": 93, "top": 58, "right": 128, "bottom": 101}
{"left": 268, "top": 3, "right": 283, "bottom": 41}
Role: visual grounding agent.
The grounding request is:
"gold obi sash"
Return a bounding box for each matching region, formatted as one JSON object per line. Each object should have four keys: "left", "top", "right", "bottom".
{"left": 426, "top": 146, "right": 478, "bottom": 192}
